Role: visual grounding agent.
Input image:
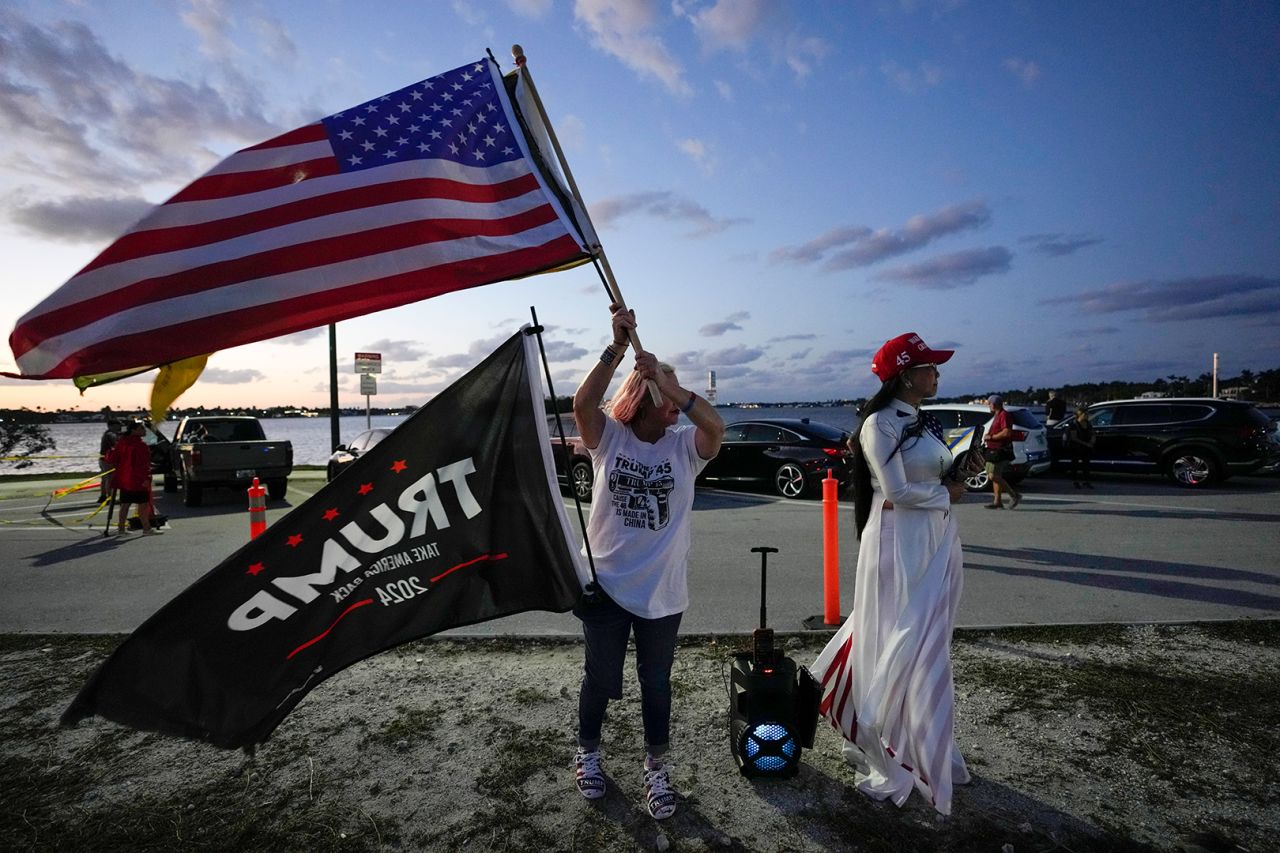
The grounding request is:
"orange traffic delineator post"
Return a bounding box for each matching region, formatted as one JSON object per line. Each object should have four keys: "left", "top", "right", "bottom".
{"left": 247, "top": 477, "right": 267, "bottom": 540}
{"left": 821, "top": 469, "right": 841, "bottom": 625}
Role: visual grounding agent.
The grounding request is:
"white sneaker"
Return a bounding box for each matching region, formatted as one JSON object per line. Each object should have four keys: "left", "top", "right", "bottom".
{"left": 642, "top": 761, "right": 677, "bottom": 820}
{"left": 143, "top": 528, "right": 165, "bottom": 535}
{"left": 574, "top": 748, "right": 605, "bottom": 800}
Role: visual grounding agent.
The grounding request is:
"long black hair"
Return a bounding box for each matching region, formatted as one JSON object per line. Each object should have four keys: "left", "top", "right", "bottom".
{"left": 852, "top": 375, "right": 907, "bottom": 538}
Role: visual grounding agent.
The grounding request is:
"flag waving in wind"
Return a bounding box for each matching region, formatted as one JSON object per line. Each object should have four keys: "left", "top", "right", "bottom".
{"left": 6, "top": 58, "right": 593, "bottom": 383}
{"left": 62, "top": 329, "right": 588, "bottom": 749}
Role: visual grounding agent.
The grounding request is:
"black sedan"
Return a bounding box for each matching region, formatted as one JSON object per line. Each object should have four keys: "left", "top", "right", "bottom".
{"left": 698, "top": 418, "right": 852, "bottom": 498}
{"left": 326, "top": 428, "right": 393, "bottom": 481}
{"left": 547, "top": 415, "right": 594, "bottom": 501}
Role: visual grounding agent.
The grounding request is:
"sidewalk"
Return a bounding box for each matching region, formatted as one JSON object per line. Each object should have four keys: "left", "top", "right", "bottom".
{"left": 2, "top": 620, "right": 1276, "bottom": 852}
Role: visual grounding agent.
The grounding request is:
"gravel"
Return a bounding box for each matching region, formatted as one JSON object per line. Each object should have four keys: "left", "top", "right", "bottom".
{"left": 1, "top": 620, "right": 1276, "bottom": 852}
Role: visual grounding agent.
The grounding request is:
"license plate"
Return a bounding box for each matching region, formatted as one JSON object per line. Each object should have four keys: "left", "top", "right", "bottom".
{"left": 236, "top": 469, "right": 256, "bottom": 479}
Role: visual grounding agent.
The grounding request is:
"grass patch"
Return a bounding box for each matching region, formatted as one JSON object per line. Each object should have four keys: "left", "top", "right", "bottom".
{"left": 362, "top": 703, "right": 443, "bottom": 747}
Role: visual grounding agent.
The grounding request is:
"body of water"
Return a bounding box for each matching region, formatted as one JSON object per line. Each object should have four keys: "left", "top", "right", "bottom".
{"left": 13, "top": 407, "right": 863, "bottom": 476}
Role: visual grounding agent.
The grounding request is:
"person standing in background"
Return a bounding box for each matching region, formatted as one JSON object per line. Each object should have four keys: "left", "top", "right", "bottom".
{"left": 1044, "top": 391, "right": 1067, "bottom": 427}
{"left": 98, "top": 418, "right": 121, "bottom": 503}
{"left": 106, "top": 420, "right": 162, "bottom": 535}
{"left": 1066, "top": 406, "right": 1096, "bottom": 488}
{"left": 983, "top": 395, "right": 1022, "bottom": 509}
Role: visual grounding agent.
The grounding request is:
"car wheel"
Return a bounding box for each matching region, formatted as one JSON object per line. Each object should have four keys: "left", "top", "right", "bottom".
{"left": 773, "top": 462, "right": 808, "bottom": 498}
{"left": 183, "top": 482, "right": 203, "bottom": 507}
{"left": 267, "top": 479, "right": 288, "bottom": 501}
{"left": 570, "top": 459, "right": 593, "bottom": 502}
{"left": 1165, "top": 449, "right": 1221, "bottom": 488}
{"left": 163, "top": 472, "right": 178, "bottom": 493}
{"left": 959, "top": 452, "right": 991, "bottom": 492}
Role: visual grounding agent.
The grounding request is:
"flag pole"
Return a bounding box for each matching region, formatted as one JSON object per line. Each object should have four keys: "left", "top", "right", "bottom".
{"left": 509, "top": 45, "right": 662, "bottom": 406}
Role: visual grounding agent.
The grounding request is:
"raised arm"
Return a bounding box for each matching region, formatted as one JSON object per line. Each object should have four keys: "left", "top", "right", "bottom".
{"left": 573, "top": 304, "right": 634, "bottom": 450}
{"left": 638, "top": 351, "right": 725, "bottom": 460}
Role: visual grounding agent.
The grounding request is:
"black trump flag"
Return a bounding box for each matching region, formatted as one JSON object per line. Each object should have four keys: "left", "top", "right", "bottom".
{"left": 63, "top": 329, "right": 586, "bottom": 748}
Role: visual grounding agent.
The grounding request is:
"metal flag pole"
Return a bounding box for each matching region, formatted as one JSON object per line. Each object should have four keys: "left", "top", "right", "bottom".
{"left": 508, "top": 44, "right": 662, "bottom": 406}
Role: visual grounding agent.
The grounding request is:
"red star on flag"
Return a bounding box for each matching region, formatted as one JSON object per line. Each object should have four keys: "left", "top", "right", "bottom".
{"left": 322, "top": 508, "right": 340, "bottom": 521}
{"left": 286, "top": 534, "right": 304, "bottom": 548}
{"left": 358, "top": 483, "right": 374, "bottom": 495}
{"left": 391, "top": 459, "right": 408, "bottom": 473}
{"left": 246, "top": 562, "right": 265, "bottom": 576}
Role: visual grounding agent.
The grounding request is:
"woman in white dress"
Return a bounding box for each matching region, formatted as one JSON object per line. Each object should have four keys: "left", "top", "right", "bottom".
{"left": 811, "top": 332, "right": 970, "bottom": 815}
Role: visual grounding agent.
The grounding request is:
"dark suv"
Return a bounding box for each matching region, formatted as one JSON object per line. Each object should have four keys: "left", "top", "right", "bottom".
{"left": 1047, "top": 398, "right": 1280, "bottom": 487}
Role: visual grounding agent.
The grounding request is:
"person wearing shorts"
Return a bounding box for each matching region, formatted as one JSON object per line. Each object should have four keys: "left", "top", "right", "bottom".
{"left": 106, "top": 420, "right": 163, "bottom": 535}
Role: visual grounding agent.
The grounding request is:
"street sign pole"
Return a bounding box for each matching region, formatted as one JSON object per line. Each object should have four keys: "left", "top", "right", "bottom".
{"left": 355, "top": 353, "right": 381, "bottom": 431}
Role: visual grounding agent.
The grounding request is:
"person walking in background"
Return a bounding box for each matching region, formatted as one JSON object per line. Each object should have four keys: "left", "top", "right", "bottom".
{"left": 811, "top": 332, "right": 970, "bottom": 816}
{"left": 569, "top": 303, "right": 724, "bottom": 820}
{"left": 983, "top": 395, "right": 1022, "bottom": 509}
{"left": 106, "top": 420, "right": 162, "bottom": 535}
{"left": 97, "top": 418, "right": 120, "bottom": 503}
{"left": 1066, "top": 406, "right": 1096, "bottom": 488}
{"left": 1044, "top": 390, "right": 1067, "bottom": 427}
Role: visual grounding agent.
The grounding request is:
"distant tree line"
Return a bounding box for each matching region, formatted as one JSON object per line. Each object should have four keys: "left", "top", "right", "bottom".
{"left": 951, "top": 366, "right": 1280, "bottom": 408}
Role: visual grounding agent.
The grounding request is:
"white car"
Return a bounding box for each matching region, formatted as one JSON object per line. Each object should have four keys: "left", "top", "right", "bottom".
{"left": 922, "top": 404, "right": 1051, "bottom": 492}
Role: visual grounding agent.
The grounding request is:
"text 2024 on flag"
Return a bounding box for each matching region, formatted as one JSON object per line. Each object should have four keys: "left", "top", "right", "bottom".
{"left": 7, "top": 58, "right": 590, "bottom": 381}
{"left": 62, "top": 330, "right": 587, "bottom": 748}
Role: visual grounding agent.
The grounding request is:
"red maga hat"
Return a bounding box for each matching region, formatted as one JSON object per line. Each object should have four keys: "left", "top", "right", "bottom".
{"left": 871, "top": 332, "right": 954, "bottom": 382}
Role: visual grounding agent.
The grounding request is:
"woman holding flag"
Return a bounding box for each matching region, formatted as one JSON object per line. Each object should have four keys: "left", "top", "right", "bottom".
{"left": 569, "top": 304, "right": 723, "bottom": 820}
{"left": 811, "top": 332, "right": 969, "bottom": 815}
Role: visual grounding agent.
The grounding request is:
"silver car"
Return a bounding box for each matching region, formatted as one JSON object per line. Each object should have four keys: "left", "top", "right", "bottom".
{"left": 923, "top": 403, "right": 1051, "bottom": 492}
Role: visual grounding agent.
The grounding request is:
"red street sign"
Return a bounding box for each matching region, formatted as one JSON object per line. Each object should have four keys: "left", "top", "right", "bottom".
{"left": 354, "top": 352, "right": 382, "bottom": 374}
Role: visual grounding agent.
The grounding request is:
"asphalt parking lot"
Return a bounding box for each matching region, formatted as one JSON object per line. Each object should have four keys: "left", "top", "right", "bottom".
{"left": 1, "top": 469, "right": 1277, "bottom": 634}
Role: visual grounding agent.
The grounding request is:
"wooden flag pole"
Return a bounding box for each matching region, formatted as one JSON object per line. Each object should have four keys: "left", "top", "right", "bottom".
{"left": 510, "top": 44, "right": 662, "bottom": 406}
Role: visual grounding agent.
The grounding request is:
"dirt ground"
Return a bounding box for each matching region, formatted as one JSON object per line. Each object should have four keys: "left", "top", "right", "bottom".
{"left": 1, "top": 621, "right": 1277, "bottom": 853}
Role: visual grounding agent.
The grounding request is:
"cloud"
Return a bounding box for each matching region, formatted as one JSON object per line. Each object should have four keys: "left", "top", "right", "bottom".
{"left": 558, "top": 114, "right": 587, "bottom": 150}
{"left": 1020, "top": 232, "right": 1104, "bottom": 257}
{"left": 506, "top": 0, "right": 553, "bottom": 17}
{"left": 0, "top": 12, "right": 278, "bottom": 192}
{"left": 1002, "top": 57, "right": 1041, "bottom": 87}
{"left": 873, "top": 246, "right": 1014, "bottom": 289}
{"left": 427, "top": 332, "right": 514, "bottom": 369}
{"left": 251, "top": 15, "right": 298, "bottom": 64}
{"left": 8, "top": 195, "right": 154, "bottom": 243}
{"left": 676, "top": 137, "right": 716, "bottom": 174}
{"left": 714, "top": 79, "right": 733, "bottom": 100}
{"left": 699, "top": 311, "right": 750, "bottom": 337}
{"left": 705, "top": 345, "right": 764, "bottom": 365}
{"left": 771, "top": 200, "right": 991, "bottom": 269}
{"left": 574, "top": 0, "right": 692, "bottom": 96}
{"left": 1042, "top": 275, "right": 1280, "bottom": 322}
{"left": 784, "top": 33, "right": 830, "bottom": 79}
{"left": 200, "top": 367, "right": 265, "bottom": 384}
{"left": 180, "top": 0, "right": 236, "bottom": 58}
{"left": 688, "top": 0, "right": 770, "bottom": 51}
{"left": 358, "top": 339, "right": 428, "bottom": 362}
{"left": 272, "top": 328, "right": 327, "bottom": 346}
{"left": 543, "top": 340, "right": 590, "bottom": 362}
{"left": 769, "top": 225, "right": 873, "bottom": 265}
{"left": 768, "top": 333, "right": 817, "bottom": 343}
{"left": 880, "top": 60, "right": 943, "bottom": 94}
{"left": 590, "top": 190, "right": 749, "bottom": 237}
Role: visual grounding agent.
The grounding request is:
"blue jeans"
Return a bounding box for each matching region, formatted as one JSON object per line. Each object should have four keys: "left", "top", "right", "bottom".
{"left": 574, "top": 591, "right": 682, "bottom": 757}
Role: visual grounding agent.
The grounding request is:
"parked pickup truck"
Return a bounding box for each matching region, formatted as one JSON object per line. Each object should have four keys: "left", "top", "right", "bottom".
{"left": 166, "top": 416, "right": 293, "bottom": 507}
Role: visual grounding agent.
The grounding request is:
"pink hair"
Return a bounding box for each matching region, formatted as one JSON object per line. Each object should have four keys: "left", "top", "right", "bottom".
{"left": 607, "top": 362, "right": 675, "bottom": 424}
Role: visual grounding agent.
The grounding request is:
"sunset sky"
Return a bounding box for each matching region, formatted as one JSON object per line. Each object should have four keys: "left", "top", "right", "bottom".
{"left": 2, "top": 0, "right": 1277, "bottom": 413}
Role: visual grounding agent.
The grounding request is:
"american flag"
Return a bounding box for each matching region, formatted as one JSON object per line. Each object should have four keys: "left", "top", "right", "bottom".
{"left": 6, "top": 58, "right": 591, "bottom": 381}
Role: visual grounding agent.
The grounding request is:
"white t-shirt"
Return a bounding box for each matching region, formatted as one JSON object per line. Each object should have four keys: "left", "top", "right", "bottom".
{"left": 584, "top": 417, "right": 710, "bottom": 619}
